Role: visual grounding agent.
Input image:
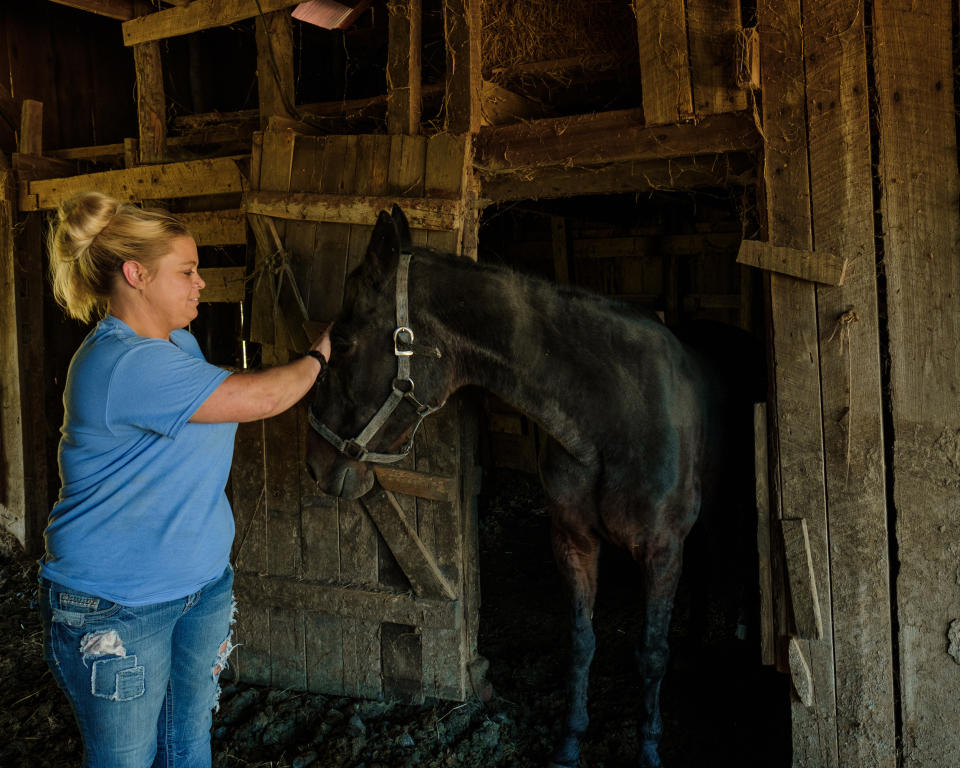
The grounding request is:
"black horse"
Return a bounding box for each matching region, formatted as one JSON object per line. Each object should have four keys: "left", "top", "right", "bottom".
{"left": 305, "top": 205, "right": 762, "bottom": 768}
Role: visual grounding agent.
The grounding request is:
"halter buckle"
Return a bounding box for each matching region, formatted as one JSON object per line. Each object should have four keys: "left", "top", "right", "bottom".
{"left": 394, "top": 326, "right": 415, "bottom": 357}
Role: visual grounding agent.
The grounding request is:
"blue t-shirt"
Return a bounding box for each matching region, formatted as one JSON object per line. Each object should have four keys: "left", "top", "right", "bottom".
{"left": 40, "top": 315, "right": 237, "bottom": 605}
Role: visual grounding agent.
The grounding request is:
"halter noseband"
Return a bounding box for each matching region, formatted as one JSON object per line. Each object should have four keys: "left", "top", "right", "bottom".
{"left": 307, "top": 251, "right": 443, "bottom": 464}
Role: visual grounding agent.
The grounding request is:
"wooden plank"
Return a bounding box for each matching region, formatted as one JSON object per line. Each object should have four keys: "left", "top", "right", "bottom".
{"left": 0, "top": 161, "right": 28, "bottom": 548}
{"left": 386, "top": 0, "right": 422, "bottom": 135}
{"left": 20, "top": 156, "right": 247, "bottom": 212}
{"left": 788, "top": 637, "right": 814, "bottom": 708}
{"left": 755, "top": 403, "right": 775, "bottom": 666}
{"left": 475, "top": 110, "right": 760, "bottom": 171}
{"left": 424, "top": 133, "right": 466, "bottom": 253}
{"left": 233, "top": 603, "right": 272, "bottom": 686}
{"left": 304, "top": 611, "right": 344, "bottom": 694}
{"left": 270, "top": 607, "right": 306, "bottom": 689}
{"left": 373, "top": 466, "right": 458, "bottom": 503}
{"left": 198, "top": 267, "right": 245, "bottom": 303}
{"left": 232, "top": 568, "right": 460, "bottom": 628}
{"left": 133, "top": 13, "right": 166, "bottom": 165}
{"left": 11, "top": 153, "right": 76, "bottom": 182}
{"left": 737, "top": 239, "right": 847, "bottom": 286}
{"left": 19, "top": 100, "right": 43, "bottom": 156}
{"left": 686, "top": 0, "right": 747, "bottom": 116}
{"left": 47, "top": 142, "right": 127, "bottom": 162}
{"left": 757, "top": 0, "right": 836, "bottom": 764}
{"left": 255, "top": 9, "right": 295, "bottom": 128}
{"left": 264, "top": 407, "right": 301, "bottom": 578}
{"left": 231, "top": 420, "right": 267, "bottom": 572}
{"left": 381, "top": 622, "right": 424, "bottom": 702}
{"left": 802, "top": 1, "right": 895, "bottom": 765}
{"left": 874, "top": 2, "right": 960, "bottom": 766}
{"left": 47, "top": 0, "right": 135, "bottom": 20}
{"left": 243, "top": 190, "right": 462, "bottom": 231}
{"left": 480, "top": 80, "right": 543, "bottom": 126}
{"left": 443, "top": 0, "right": 481, "bottom": 133}
{"left": 780, "top": 518, "right": 823, "bottom": 639}
{"left": 633, "top": 0, "right": 693, "bottom": 125}
{"left": 121, "top": 0, "right": 303, "bottom": 45}
{"left": 179, "top": 209, "right": 247, "bottom": 246}
{"left": 361, "top": 489, "right": 456, "bottom": 600}
{"left": 479, "top": 153, "right": 757, "bottom": 203}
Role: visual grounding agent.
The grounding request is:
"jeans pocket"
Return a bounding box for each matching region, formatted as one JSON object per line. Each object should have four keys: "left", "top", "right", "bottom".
{"left": 92, "top": 655, "right": 146, "bottom": 701}
{"left": 42, "top": 581, "right": 122, "bottom": 628}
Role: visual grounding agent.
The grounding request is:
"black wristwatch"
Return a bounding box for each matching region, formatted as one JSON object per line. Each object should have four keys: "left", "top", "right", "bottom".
{"left": 305, "top": 350, "right": 328, "bottom": 375}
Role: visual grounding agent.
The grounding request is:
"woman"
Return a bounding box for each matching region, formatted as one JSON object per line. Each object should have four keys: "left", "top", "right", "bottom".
{"left": 38, "top": 191, "right": 329, "bottom": 767}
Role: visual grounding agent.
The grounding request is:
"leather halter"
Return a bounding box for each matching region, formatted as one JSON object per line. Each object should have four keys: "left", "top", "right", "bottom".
{"left": 307, "top": 251, "right": 443, "bottom": 464}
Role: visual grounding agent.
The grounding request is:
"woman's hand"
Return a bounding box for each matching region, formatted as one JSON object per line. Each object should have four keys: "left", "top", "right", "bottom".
{"left": 312, "top": 323, "right": 332, "bottom": 364}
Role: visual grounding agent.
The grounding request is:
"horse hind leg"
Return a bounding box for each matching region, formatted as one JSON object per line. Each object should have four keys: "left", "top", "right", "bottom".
{"left": 632, "top": 534, "right": 686, "bottom": 768}
{"left": 547, "top": 521, "right": 601, "bottom": 768}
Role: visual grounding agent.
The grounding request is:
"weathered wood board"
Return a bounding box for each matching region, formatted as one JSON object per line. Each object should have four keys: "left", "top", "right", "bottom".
{"left": 874, "top": 1, "right": 960, "bottom": 765}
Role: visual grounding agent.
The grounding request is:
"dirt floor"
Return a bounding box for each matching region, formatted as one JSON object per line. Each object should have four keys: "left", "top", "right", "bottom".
{"left": 0, "top": 468, "right": 791, "bottom": 767}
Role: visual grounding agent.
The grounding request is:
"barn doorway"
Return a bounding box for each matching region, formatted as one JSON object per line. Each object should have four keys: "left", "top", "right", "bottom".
{"left": 471, "top": 189, "right": 792, "bottom": 766}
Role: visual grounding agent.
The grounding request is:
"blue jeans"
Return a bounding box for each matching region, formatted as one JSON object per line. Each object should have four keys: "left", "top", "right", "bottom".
{"left": 39, "top": 565, "right": 236, "bottom": 768}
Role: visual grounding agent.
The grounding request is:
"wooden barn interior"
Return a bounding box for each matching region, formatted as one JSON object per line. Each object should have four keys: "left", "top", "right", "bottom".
{"left": 0, "top": 0, "right": 957, "bottom": 765}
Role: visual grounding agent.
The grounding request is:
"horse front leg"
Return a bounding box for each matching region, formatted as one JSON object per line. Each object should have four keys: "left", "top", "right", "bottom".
{"left": 633, "top": 536, "right": 685, "bottom": 768}
{"left": 547, "top": 523, "right": 601, "bottom": 768}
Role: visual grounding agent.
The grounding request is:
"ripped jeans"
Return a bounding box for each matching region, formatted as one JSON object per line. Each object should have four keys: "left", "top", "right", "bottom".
{"left": 38, "top": 565, "right": 235, "bottom": 768}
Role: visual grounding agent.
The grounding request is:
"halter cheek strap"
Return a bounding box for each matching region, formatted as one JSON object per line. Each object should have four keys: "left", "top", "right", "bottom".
{"left": 308, "top": 251, "right": 444, "bottom": 464}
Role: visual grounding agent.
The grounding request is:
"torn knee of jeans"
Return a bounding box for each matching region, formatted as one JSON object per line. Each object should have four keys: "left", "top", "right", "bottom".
{"left": 80, "top": 630, "right": 126, "bottom": 663}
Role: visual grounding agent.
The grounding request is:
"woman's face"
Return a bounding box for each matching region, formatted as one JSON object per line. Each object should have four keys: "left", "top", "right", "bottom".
{"left": 141, "top": 235, "right": 205, "bottom": 334}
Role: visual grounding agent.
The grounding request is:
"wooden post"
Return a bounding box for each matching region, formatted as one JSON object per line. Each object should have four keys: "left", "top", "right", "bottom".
{"left": 386, "top": 0, "right": 422, "bottom": 135}
{"left": 443, "top": 0, "right": 481, "bottom": 134}
{"left": 802, "top": 1, "right": 895, "bottom": 765}
{"left": 255, "top": 9, "right": 295, "bottom": 129}
{"left": 133, "top": 2, "right": 166, "bottom": 164}
{"left": 633, "top": 0, "right": 693, "bottom": 125}
{"left": 874, "top": 2, "right": 960, "bottom": 765}
{"left": 19, "top": 100, "right": 43, "bottom": 155}
{"left": 757, "top": 1, "right": 837, "bottom": 766}
{"left": 0, "top": 147, "right": 46, "bottom": 554}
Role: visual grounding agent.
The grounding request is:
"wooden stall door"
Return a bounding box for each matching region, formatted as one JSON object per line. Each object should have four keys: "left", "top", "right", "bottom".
{"left": 230, "top": 130, "right": 483, "bottom": 703}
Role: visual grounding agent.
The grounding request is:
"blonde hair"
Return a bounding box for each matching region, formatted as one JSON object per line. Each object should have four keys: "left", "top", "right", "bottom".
{"left": 48, "top": 191, "right": 191, "bottom": 322}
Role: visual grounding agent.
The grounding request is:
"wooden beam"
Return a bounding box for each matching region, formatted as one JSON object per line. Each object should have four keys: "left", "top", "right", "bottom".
{"left": 361, "top": 489, "right": 456, "bottom": 600}
{"left": 633, "top": 0, "right": 693, "bottom": 124}
{"left": 758, "top": 0, "right": 836, "bottom": 762}
{"left": 180, "top": 209, "right": 247, "bottom": 246}
{"left": 874, "top": 1, "right": 960, "bottom": 765}
{"left": 233, "top": 570, "right": 458, "bottom": 629}
{"left": 386, "top": 0, "right": 422, "bottom": 135}
{"left": 122, "top": 0, "right": 303, "bottom": 45}
{"left": 19, "top": 100, "right": 43, "bottom": 156}
{"left": 47, "top": 0, "right": 135, "bottom": 20}
{"left": 475, "top": 110, "right": 760, "bottom": 171}
{"left": 198, "top": 266, "right": 246, "bottom": 302}
{"left": 686, "top": 0, "right": 748, "bottom": 116}
{"left": 802, "top": 1, "right": 895, "bottom": 764}
{"left": 480, "top": 80, "right": 544, "bottom": 127}
{"left": 11, "top": 153, "right": 76, "bottom": 182}
{"left": 780, "top": 518, "right": 824, "bottom": 639}
{"left": 243, "top": 190, "right": 462, "bottom": 231}
{"left": 754, "top": 403, "right": 775, "bottom": 666}
{"left": 479, "top": 152, "right": 756, "bottom": 203}
{"left": 443, "top": 0, "right": 482, "bottom": 133}
{"left": 255, "top": 9, "right": 295, "bottom": 128}
{"left": 133, "top": 1, "right": 166, "bottom": 165}
{"left": 373, "top": 466, "right": 457, "bottom": 503}
{"left": 737, "top": 239, "right": 847, "bottom": 286}
{"left": 19, "top": 156, "right": 248, "bottom": 212}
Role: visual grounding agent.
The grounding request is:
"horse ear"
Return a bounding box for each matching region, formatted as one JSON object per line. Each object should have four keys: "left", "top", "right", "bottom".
{"left": 390, "top": 204, "right": 412, "bottom": 250}
{"left": 365, "top": 209, "right": 400, "bottom": 277}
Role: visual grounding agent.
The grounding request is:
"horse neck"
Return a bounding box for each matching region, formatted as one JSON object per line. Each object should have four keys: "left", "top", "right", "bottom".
{"left": 418, "top": 259, "right": 599, "bottom": 464}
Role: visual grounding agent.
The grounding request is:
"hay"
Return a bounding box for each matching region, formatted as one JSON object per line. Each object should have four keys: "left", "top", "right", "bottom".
{"left": 481, "top": 0, "right": 637, "bottom": 78}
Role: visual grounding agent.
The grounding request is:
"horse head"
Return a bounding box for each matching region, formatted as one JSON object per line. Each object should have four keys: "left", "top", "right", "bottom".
{"left": 305, "top": 205, "right": 454, "bottom": 499}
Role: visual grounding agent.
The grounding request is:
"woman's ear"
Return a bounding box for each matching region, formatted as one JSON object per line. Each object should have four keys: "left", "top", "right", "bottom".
{"left": 120, "top": 261, "right": 145, "bottom": 289}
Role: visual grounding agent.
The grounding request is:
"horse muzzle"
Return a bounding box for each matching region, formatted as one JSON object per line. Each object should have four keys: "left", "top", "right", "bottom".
{"left": 305, "top": 428, "right": 376, "bottom": 499}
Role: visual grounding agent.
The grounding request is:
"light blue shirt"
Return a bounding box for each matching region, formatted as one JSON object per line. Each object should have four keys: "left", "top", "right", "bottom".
{"left": 41, "top": 315, "right": 237, "bottom": 605}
